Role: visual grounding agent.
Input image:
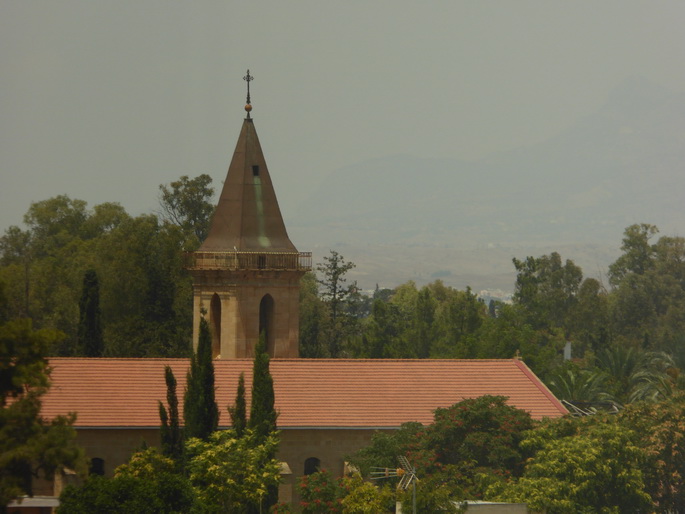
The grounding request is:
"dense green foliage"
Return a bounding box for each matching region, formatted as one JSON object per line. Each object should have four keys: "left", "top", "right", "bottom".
{"left": 294, "top": 470, "right": 395, "bottom": 514}
{"left": 159, "top": 365, "right": 183, "bottom": 463}
{"left": 350, "top": 396, "right": 533, "bottom": 503}
{"left": 0, "top": 176, "right": 214, "bottom": 357}
{"left": 185, "top": 429, "right": 281, "bottom": 513}
{"left": 59, "top": 448, "right": 190, "bottom": 513}
{"left": 297, "top": 469, "right": 346, "bottom": 513}
{"left": 315, "top": 250, "right": 360, "bottom": 357}
{"left": 228, "top": 371, "right": 247, "bottom": 438}
{"left": 246, "top": 332, "right": 279, "bottom": 511}
{"left": 77, "top": 269, "right": 103, "bottom": 357}
{"left": 184, "top": 317, "right": 218, "bottom": 441}
{"left": 4, "top": 183, "right": 684, "bottom": 408}
{"left": 488, "top": 418, "right": 652, "bottom": 512}
{"left": 249, "top": 332, "right": 277, "bottom": 440}
{"left": 349, "top": 394, "right": 685, "bottom": 512}
{"left": 0, "top": 318, "right": 85, "bottom": 506}
{"left": 3, "top": 184, "right": 685, "bottom": 511}
{"left": 296, "top": 225, "right": 685, "bottom": 409}
{"left": 158, "top": 174, "right": 215, "bottom": 243}
{"left": 59, "top": 430, "right": 280, "bottom": 513}
{"left": 618, "top": 394, "right": 685, "bottom": 513}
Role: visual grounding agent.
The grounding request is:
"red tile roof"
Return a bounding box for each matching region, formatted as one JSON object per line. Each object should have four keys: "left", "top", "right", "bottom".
{"left": 42, "top": 358, "right": 567, "bottom": 429}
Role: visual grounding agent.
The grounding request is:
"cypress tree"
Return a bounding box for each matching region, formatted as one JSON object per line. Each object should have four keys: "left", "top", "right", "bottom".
{"left": 159, "top": 365, "right": 183, "bottom": 462}
{"left": 183, "top": 317, "right": 218, "bottom": 440}
{"left": 248, "top": 331, "right": 277, "bottom": 440}
{"left": 78, "top": 269, "right": 103, "bottom": 357}
{"left": 248, "top": 331, "right": 279, "bottom": 512}
{"left": 228, "top": 372, "right": 247, "bottom": 438}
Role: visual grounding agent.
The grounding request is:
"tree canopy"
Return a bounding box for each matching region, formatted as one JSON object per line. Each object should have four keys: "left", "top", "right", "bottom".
{"left": 0, "top": 318, "right": 85, "bottom": 506}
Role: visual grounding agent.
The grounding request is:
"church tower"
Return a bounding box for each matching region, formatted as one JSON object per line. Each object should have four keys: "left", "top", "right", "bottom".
{"left": 185, "top": 71, "right": 311, "bottom": 358}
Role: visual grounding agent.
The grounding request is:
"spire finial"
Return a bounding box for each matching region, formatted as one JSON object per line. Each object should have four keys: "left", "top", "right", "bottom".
{"left": 243, "top": 69, "right": 253, "bottom": 118}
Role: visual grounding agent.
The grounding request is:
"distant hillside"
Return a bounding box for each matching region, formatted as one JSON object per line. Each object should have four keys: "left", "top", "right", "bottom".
{"left": 289, "top": 78, "right": 685, "bottom": 291}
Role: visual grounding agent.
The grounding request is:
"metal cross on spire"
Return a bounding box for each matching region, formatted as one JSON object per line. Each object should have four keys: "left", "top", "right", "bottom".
{"left": 243, "top": 69, "right": 253, "bottom": 118}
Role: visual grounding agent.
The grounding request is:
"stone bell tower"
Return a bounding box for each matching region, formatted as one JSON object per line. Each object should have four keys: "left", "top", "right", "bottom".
{"left": 185, "top": 71, "right": 311, "bottom": 358}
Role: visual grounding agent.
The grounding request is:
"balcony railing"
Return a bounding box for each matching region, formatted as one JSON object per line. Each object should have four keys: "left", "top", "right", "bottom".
{"left": 184, "top": 251, "right": 312, "bottom": 271}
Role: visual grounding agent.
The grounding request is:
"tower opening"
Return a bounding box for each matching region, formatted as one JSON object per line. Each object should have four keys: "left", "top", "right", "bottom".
{"left": 259, "top": 294, "right": 275, "bottom": 356}
{"left": 210, "top": 293, "right": 221, "bottom": 359}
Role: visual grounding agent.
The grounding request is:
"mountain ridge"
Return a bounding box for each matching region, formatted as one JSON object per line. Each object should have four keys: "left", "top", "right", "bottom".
{"left": 289, "top": 77, "right": 685, "bottom": 291}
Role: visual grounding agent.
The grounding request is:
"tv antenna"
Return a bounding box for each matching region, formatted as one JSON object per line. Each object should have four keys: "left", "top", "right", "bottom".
{"left": 371, "top": 455, "right": 418, "bottom": 514}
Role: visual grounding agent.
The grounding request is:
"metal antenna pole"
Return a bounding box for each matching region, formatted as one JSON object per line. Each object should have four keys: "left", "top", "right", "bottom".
{"left": 371, "top": 456, "right": 418, "bottom": 514}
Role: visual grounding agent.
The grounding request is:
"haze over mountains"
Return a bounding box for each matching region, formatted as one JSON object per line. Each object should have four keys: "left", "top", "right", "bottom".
{"left": 289, "top": 78, "right": 685, "bottom": 292}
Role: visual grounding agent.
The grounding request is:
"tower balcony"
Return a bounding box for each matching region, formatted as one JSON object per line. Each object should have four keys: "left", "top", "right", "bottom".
{"left": 184, "top": 251, "right": 312, "bottom": 272}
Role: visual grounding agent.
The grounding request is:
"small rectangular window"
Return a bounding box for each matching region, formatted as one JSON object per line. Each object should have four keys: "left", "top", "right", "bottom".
{"left": 252, "top": 165, "right": 260, "bottom": 176}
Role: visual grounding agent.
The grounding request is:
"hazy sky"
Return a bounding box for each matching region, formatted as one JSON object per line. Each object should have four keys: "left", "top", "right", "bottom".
{"left": 2, "top": 1, "right": 684, "bottom": 233}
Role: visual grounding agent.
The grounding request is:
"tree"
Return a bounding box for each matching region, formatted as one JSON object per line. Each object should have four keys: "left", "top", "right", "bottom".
{"left": 185, "top": 429, "right": 280, "bottom": 513}
{"left": 23, "top": 195, "right": 89, "bottom": 257}
{"left": 472, "top": 303, "right": 564, "bottom": 379}
{"left": 512, "top": 252, "right": 583, "bottom": 333}
{"left": 350, "top": 396, "right": 534, "bottom": 502}
{"left": 546, "top": 364, "right": 609, "bottom": 404}
{"left": 58, "top": 475, "right": 166, "bottom": 514}
{"left": 0, "top": 226, "right": 32, "bottom": 318}
{"left": 594, "top": 345, "right": 668, "bottom": 405}
{"left": 114, "top": 448, "right": 194, "bottom": 513}
{"left": 316, "top": 250, "right": 358, "bottom": 357}
{"left": 228, "top": 372, "right": 247, "bottom": 438}
{"left": 431, "top": 284, "right": 484, "bottom": 358}
{"left": 183, "top": 317, "right": 218, "bottom": 440}
{"left": 78, "top": 270, "right": 103, "bottom": 357}
{"left": 80, "top": 202, "right": 129, "bottom": 239}
{"left": 488, "top": 419, "right": 652, "bottom": 513}
{"left": 609, "top": 223, "right": 659, "bottom": 286}
{"left": 620, "top": 395, "right": 685, "bottom": 513}
{"left": 0, "top": 319, "right": 85, "bottom": 506}
{"left": 0, "top": 198, "right": 193, "bottom": 358}
{"left": 248, "top": 332, "right": 279, "bottom": 512}
{"left": 607, "top": 225, "right": 685, "bottom": 352}
{"left": 362, "top": 299, "right": 407, "bottom": 358}
{"left": 424, "top": 396, "right": 533, "bottom": 477}
{"left": 59, "top": 448, "right": 195, "bottom": 514}
{"left": 249, "top": 332, "right": 277, "bottom": 440}
{"left": 414, "top": 287, "right": 436, "bottom": 358}
{"left": 568, "top": 277, "right": 610, "bottom": 357}
{"left": 158, "top": 174, "right": 215, "bottom": 244}
{"left": 159, "top": 366, "right": 183, "bottom": 463}
{"left": 97, "top": 215, "right": 192, "bottom": 358}
{"left": 340, "top": 474, "right": 395, "bottom": 514}
{"left": 297, "top": 470, "right": 346, "bottom": 513}
{"left": 299, "top": 272, "right": 326, "bottom": 358}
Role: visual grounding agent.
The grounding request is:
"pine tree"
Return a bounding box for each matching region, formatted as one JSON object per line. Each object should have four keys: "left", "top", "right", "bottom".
{"left": 78, "top": 269, "right": 103, "bottom": 356}
{"left": 183, "top": 317, "right": 218, "bottom": 440}
{"left": 316, "top": 250, "right": 358, "bottom": 357}
{"left": 228, "top": 372, "right": 247, "bottom": 438}
{"left": 159, "top": 365, "right": 183, "bottom": 462}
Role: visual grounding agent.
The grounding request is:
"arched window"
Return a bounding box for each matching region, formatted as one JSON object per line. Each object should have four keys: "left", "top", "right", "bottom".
{"left": 304, "top": 457, "right": 320, "bottom": 476}
{"left": 210, "top": 293, "right": 221, "bottom": 358}
{"left": 90, "top": 457, "right": 105, "bottom": 476}
{"left": 259, "top": 294, "right": 275, "bottom": 356}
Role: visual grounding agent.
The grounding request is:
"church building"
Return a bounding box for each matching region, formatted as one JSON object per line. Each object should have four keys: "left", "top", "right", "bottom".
{"left": 27, "top": 75, "right": 567, "bottom": 510}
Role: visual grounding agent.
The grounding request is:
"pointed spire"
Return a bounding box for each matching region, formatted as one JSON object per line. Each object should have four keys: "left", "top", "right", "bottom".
{"left": 198, "top": 75, "right": 298, "bottom": 253}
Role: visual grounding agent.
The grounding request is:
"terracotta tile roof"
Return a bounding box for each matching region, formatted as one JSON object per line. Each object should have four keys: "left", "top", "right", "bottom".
{"left": 42, "top": 358, "right": 567, "bottom": 429}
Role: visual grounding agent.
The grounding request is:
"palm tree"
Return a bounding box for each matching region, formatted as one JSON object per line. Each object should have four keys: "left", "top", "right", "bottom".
{"left": 594, "top": 346, "right": 669, "bottom": 405}
{"left": 547, "top": 367, "right": 608, "bottom": 404}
